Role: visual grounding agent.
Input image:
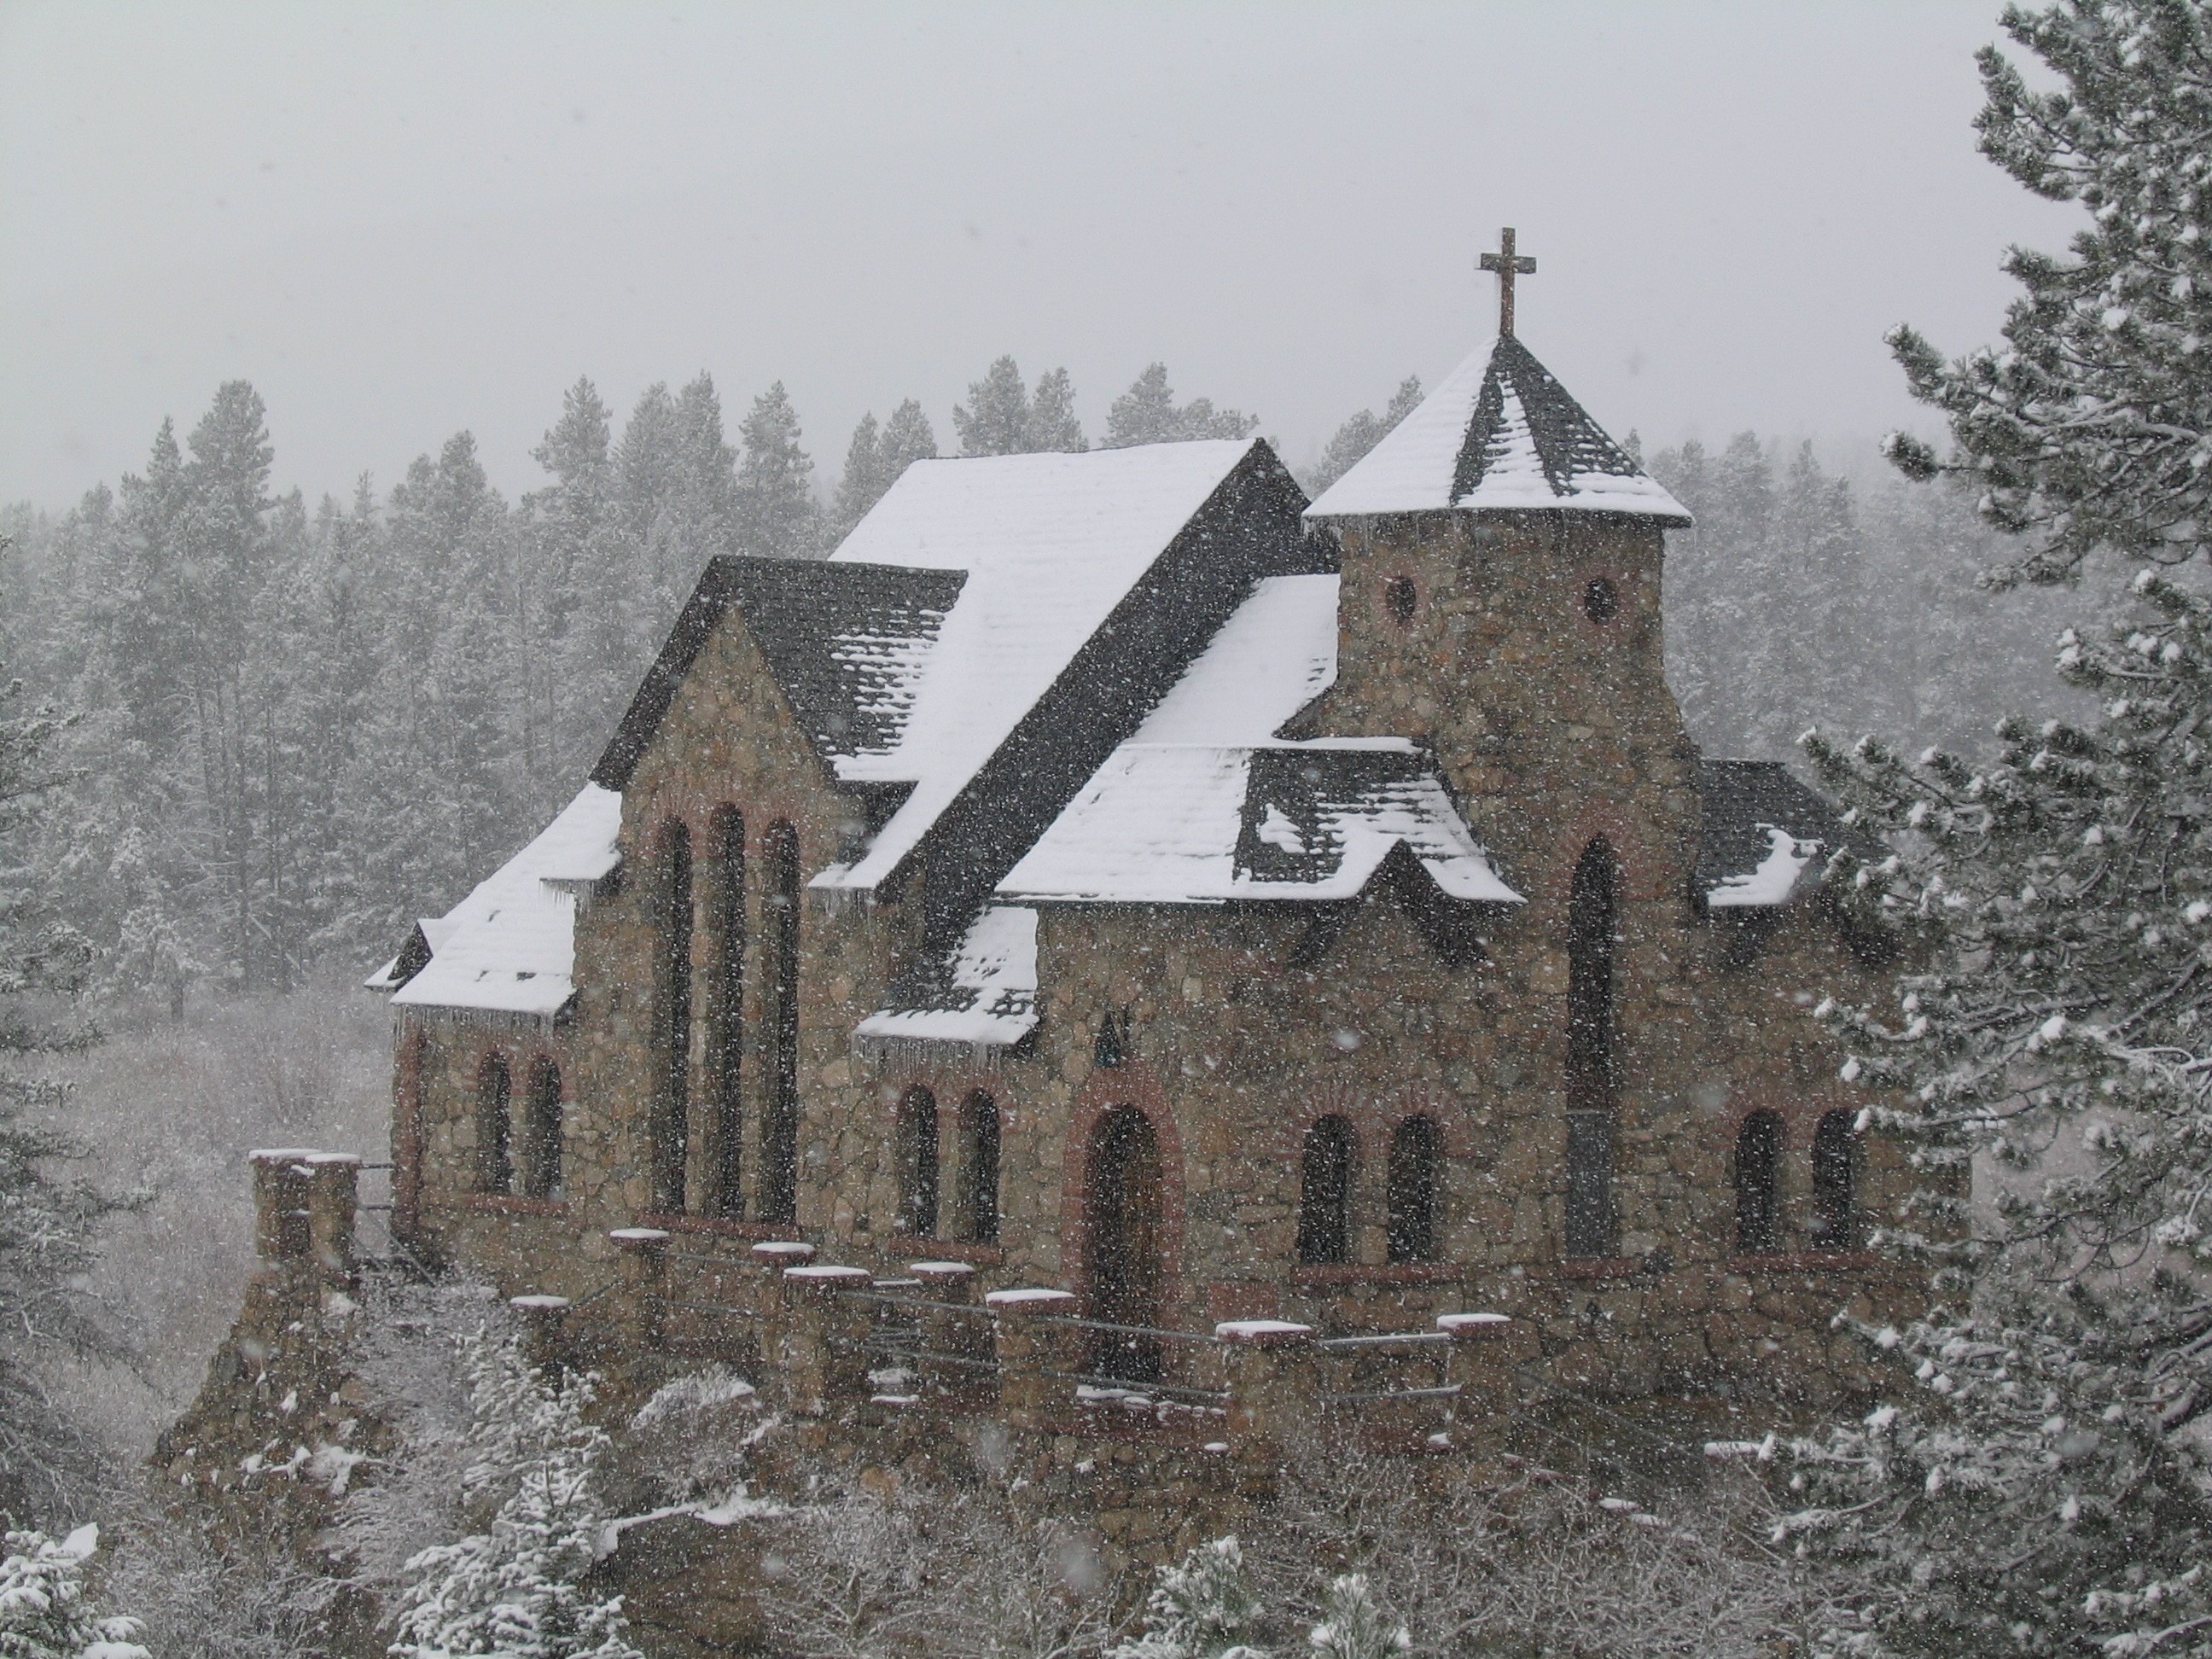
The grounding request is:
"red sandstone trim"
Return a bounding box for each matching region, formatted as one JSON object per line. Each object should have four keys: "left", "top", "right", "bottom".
{"left": 1290, "top": 1261, "right": 1470, "bottom": 1287}
{"left": 1550, "top": 1255, "right": 1644, "bottom": 1280}
{"left": 1726, "top": 1250, "right": 1878, "bottom": 1274}
{"left": 462, "top": 1193, "right": 568, "bottom": 1218}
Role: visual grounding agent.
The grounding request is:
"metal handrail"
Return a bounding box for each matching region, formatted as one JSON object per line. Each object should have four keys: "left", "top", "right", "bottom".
{"left": 566, "top": 1278, "right": 624, "bottom": 1313}
{"left": 666, "top": 1248, "right": 754, "bottom": 1269}
{"left": 1322, "top": 1382, "right": 1462, "bottom": 1405}
{"left": 839, "top": 1289, "right": 993, "bottom": 1318}
{"left": 1051, "top": 1370, "right": 1231, "bottom": 1404}
{"left": 865, "top": 1344, "right": 999, "bottom": 1374}
{"left": 1314, "top": 1330, "right": 1452, "bottom": 1350}
{"left": 667, "top": 1297, "right": 755, "bottom": 1319}
{"left": 1038, "top": 1314, "right": 1224, "bottom": 1346}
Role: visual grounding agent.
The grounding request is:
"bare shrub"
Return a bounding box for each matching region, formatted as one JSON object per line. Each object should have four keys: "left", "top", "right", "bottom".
{"left": 754, "top": 1469, "right": 1116, "bottom": 1659}
{"left": 98, "top": 1511, "right": 335, "bottom": 1659}
{"left": 1254, "top": 1447, "right": 1827, "bottom": 1659}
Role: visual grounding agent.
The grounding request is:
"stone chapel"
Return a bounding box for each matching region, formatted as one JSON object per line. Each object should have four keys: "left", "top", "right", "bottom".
{"left": 370, "top": 244, "right": 1915, "bottom": 1409}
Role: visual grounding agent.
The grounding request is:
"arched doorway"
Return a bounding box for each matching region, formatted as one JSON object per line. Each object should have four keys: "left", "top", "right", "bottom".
{"left": 1085, "top": 1105, "right": 1163, "bottom": 1382}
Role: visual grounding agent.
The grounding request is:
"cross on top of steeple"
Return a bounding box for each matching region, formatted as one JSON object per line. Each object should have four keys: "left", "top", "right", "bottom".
{"left": 1480, "top": 227, "right": 1536, "bottom": 338}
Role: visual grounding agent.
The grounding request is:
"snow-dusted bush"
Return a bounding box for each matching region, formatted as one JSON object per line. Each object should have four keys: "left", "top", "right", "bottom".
{"left": 0, "top": 1524, "right": 147, "bottom": 1659}
{"left": 1302, "top": 1575, "right": 1406, "bottom": 1659}
{"left": 381, "top": 1322, "right": 638, "bottom": 1659}
{"left": 1109, "top": 1536, "right": 1268, "bottom": 1659}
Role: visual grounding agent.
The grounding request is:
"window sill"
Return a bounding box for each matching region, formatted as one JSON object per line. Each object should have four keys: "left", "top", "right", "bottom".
{"left": 639, "top": 1213, "right": 793, "bottom": 1242}
{"left": 1291, "top": 1262, "right": 1466, "bottom": 1286}
{"left": 1727, "top": 1251, "right": 1877, "bottom": 1273}
{"left": 463, "top": 1194, "right": 568, "bottom": 1218}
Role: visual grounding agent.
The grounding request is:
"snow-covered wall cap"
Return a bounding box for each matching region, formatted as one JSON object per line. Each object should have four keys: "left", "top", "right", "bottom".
{"left": 388, "top": 783, "right": 622, "bottom": 1016}
{"left": 818, "top": 439, "right": 1265, "bottom": 892}
{"left": 1306, "top": 335, "right": 1690, "bottom": 524}
{"left": 985, "top": 1286, "right": 1078, "bottom": 1308}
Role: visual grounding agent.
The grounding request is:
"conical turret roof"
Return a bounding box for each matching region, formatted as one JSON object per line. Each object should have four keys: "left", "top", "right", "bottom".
{"left": 1306, "top": 335, "right": 1690, "bottom": 524}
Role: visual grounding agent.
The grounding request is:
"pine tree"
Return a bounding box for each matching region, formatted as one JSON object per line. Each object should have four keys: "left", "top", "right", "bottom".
{"left": 1304, "top": 1575, "right": 1408, "bottom": 1659}
{"left": 1881, "top": 0, "right": 2212, "bottom": 585}
{"left": 388, "top": 1327, "right": 641, "bottom": 1659}
{"left": 1027, "top": 367, "right": 1086, "bottom": 453}
{"left": 953, "top": 358, "right": 1086, "bottom": 456}
{"left": 1765, "top": 6, "right": 2212, "bottom": 1651}
{"left": 832, "top": 411, "right": 884, "bottom": 544}
{"left": 1304, "top": 376, "right": 1421, "bottom": 495}
{"left": 1108, "top": 1535, "right": 1269, "bottom": 1659}
{"left": 734, "top": 382, "right": 821, "bottom": 560}
{"left": 879, "top": 398, "right": 939, "bottom": 481}
{"left": 1104, "top": 364, "right": 1260, "bottom": 448}
{"left": 0, "top": 1526, "right": 148, "bottom": 1659}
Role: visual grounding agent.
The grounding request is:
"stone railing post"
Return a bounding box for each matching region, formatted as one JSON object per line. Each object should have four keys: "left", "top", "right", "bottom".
{"left": 1439, "top": 1313, "right": 1532, "bottom": 1415}
{"left": 510, "top": 1295, "right": 572, "bottom": 1371}
{"left": 611, "top": 1227, "right": 671, "bottom": 1351}
{"left": 304, "top": 1153, "right": 360, "bottom": 1289}
{"left": 250, "top": 1150, "right": 317, "bottom": 1268}
{"left": 777, "top": 1264, "right": 872, "bottom": 1416}
{"left": 909, "top": 1260, "right": 982, "bottom": 1395}
{"left": 986, "top": 1288, "right": 1077, "bottom": 1431}
{"left": 1216, "top": 1319, "right": 1318, "bottom": 1471}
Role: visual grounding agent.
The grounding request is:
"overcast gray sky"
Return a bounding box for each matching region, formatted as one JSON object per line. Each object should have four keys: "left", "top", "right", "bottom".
{"left": 1, "top": 1, "right": 2081, "bottom": 514}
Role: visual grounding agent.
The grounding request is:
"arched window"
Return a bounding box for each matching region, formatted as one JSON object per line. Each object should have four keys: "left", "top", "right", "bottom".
{"left": 1811, "top": 1109, "right": 1862, "bottom": 1249}
{"left": 477, "top": 1053, "right": 513, "bottom": 1195}
{"left": 760, "top": 821, "right": 802, "bottom": 1225}
{"left": 522, "top": 1058, "right": 563, "bottom": 1201}
{"left": 1386, "top": 1115, "right": 1441, "bottom": 1263}
{"left": 1565, "top": 838, "right": 1619, "bottom": 1257}
{"left": 959, "top": 1091, "right": 1000, "bottom": 1243}
{"left": 1735, "top": 1109, "right": 1784, "bottom": 1254}
{"left": 895, "top": 1087, "right": 940, "bottom": 1237}
{"left": 707, "top": 808, "right": 746, "bottom": 1219}
{"left": 653, "top": 819, "right": 693, "bottom": 1215}
{"left": 1297, "top": 1115, "right": 1355, "bottom": 1266}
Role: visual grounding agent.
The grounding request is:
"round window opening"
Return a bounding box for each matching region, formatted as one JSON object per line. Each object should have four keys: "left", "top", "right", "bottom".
{"left": 1583, "top": 576, "right": 1620, "bottom": 624}
{"left": 1385, "top": 576, "right": 1418, "bottom": 626}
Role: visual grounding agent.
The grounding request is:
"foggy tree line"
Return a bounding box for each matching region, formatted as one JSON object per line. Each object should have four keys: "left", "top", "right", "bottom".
{"left": 0, "top": 352, "right": 2050, "bottom": 1013}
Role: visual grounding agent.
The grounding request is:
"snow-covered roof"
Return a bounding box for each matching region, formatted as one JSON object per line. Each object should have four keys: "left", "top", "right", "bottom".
{"left": 996, "top": 573, "right": 1519, "bottom": 907}
{"left": 817, "top": 439, "right": 1267, "bottom": 892}
{"left": 1696, "top": 760, "right": 1870, "bottom": 911}
{"left": 387, "top": 783, "right": 623, "bottom": 1016}
{"left": 1307, "top": 335, "right": 1690, "bottom": 523}
{"left": 853, "top": 905, "right": 1039, "bottom": 1058}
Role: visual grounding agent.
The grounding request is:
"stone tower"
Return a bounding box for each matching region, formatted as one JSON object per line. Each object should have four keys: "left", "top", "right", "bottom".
{"left": 1305, "top": 235, "right": 1701, "bottom": 1262}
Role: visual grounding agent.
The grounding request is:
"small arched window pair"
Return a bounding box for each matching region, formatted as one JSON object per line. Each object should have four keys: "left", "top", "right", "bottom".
{"left": 1734, "top": 1109, "right": 1860, "bottom": 1252}
{"left": 1296, "top": 1114, "right": 1441, "bottom": 1266}
{"left": 477, "top": 1053, "right": 563, "bottom": 1200}
{"left": 894, "top": 1087, "right": 1000, "bottom": 1243}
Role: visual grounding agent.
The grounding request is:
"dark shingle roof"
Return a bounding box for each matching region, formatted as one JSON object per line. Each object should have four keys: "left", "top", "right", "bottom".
{"left": 1696, "top": 759, "right": 1875, "bottom": 908}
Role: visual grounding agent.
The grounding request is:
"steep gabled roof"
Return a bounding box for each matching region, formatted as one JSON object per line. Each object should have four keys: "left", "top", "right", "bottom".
{"left": 1696, "top": 760, "right": 1875, "bottom": 910}
{"left": 814, "top": 438, "right": 1324, "bottom": 910}
{"left": 591, "top": 558, "right": 966, "bottom": 791}
{"left": 1307, "top": 335, "right": 1690, "bottom": 523}
{"left": 387, "top": 783, "right": 623, "bottom": 1016}
{"left": 997, "top": 573, "right": 1518, "bottom": 908}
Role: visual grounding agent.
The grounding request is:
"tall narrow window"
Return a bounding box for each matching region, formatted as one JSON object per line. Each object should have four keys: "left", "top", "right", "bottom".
{"left": 477, "top": 1053, "right": 513, "bottom": 1195}
{"left": 523, "top": 1058, "right": 563, "bottom": 1200}
{"left": 1811, "top": 1109, "right": 1861, "bottom": 1249}
{"left": 895, "top": 1086, "right": 940, "bottom": 1237}
{"left": 760, "top": 821, "right": 801, "bottom": 1225}
{"left": 959, "top": 1091, "right": 1001, "bottom": 1243}
{"left": 1297, "top": 1115, "right": 1355, "bottom": 1266}
{"left": 707, "top": 808, "right": 746, "bottom": 1219}
{"left": 1565, "top": 838, "right": 1619, "bottom": 1257}
{"left": 1735, "top": 1109, "right": 1784, "bottom": 1254}
{"left": 654, "top": 819, "right": 692, "bottom": 1215}
{"left": 1386, "top": 1115, "right": 1440, "bottom": 1263}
